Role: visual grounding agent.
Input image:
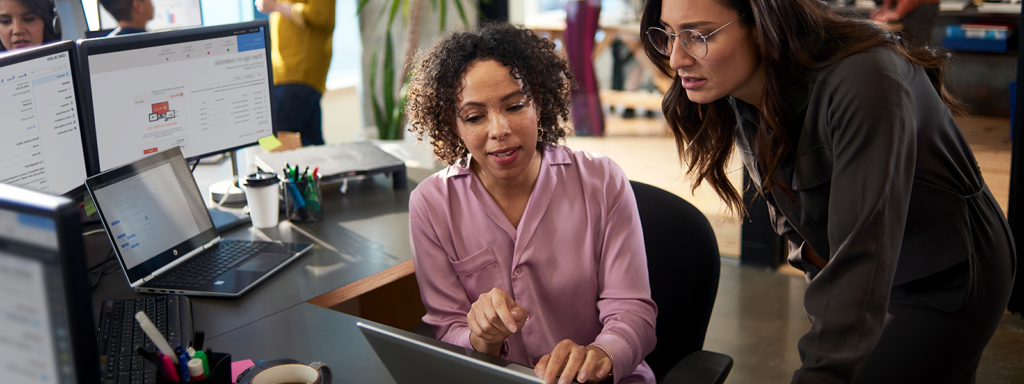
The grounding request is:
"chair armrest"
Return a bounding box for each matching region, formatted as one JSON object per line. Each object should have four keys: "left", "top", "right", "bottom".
{"left": 660, "top": 350, "right": 733, "bottom": 384}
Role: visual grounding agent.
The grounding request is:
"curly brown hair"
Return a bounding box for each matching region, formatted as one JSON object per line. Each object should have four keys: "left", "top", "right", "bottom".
{"left": 406, "top": 22, "right": 574, "bottom": 166}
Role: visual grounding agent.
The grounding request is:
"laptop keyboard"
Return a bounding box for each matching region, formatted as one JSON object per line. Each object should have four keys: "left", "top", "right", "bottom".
{"left": 97, "top": 295, "right": 192, "bottom": 384}
{"left": 150, "top": 240, "right": 270, "bottom": 289}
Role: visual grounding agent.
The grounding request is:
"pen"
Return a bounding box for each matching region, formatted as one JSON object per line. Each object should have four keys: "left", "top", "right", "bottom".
{"left": 179, "top": 348, "right": 190, "bottom": 382}
{"left": 161, "top": 353, "right": 180, "bottom": 382}
{"left": 312, "top": 166, "right": 319, "bottom": 181}
{"left": 193, "top": 349, "right": 210, "bottom": 377}
{"left": 193, "top": 331, "right": 205, "bottom": 351}
{"left": 188, "top": 358, "right": 205, "bottom": 381}
{"left": 136, "top": 312, "right": 178, "bottom": 364}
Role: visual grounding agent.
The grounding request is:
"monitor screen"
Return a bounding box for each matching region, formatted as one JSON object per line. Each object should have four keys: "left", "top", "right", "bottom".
{"left": 54, "top": 0, "right": 92, "bottom": 40}
{"left": 0, "top": 41, "right": 90, "bottom": 196}
{"left": 98, "top": 0, "right": 203, "bottom": 31}
{"left": 79, "top": 20, "right": 273, "bottom": 172}
{"left": 0, "top": 183, "right": 99, "bottom": 384}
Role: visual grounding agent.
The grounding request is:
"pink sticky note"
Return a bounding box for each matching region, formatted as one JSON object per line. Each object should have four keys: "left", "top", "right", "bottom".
{"left": 231, "top": 359, "right": 256, "bottom": 383}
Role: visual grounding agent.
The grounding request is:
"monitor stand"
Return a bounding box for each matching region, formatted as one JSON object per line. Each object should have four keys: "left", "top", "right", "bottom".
{"left": 206, "top": 152, "right": 251, "bottom": 233}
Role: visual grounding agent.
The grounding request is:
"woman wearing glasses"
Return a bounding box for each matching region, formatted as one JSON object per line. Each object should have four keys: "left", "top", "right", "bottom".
{"left": 642, "top": 0, "right": 1013, "bottom": 383}
{"left": 406, "top": 22, "right": 657, "bottom": 384}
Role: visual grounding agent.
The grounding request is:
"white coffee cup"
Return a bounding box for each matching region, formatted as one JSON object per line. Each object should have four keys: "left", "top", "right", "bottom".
{"left": 243, "top": 172, "right": 280, "bottom": 228}
{"left": 238, "top": 359, "right": 332, "bottom": 384}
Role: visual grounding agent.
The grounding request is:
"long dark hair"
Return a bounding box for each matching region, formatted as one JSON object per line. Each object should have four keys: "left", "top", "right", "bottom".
{"left": 0, "top": 0, "right": 62, "bottom": 51}
{"left": 640, "top": 0, "right": 963, "bottom": 215}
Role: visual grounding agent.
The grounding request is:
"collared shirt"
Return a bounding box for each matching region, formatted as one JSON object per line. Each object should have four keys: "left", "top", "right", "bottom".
{"left": 409, "top": 145, "right": 657, "bottom": 384}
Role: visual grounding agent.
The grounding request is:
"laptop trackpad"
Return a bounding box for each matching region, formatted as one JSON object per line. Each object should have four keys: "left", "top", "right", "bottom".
{"left": 237, "top": 253, "right": 289, "bottom": 273}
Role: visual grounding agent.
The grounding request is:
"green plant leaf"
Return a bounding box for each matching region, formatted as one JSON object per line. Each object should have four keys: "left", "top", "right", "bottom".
{"left": 383, "top": 31, "right": 397, "bottom": 138}
{"left": 386, "top": 0, "right": 402, "bottom": 30}
{"left": 355, "top": 0, "right": 373, "bottom": 16}
{"left": 368, "top": 50, "right": 386, "bottom": 138}
{"left": 438, "top": 0, "right": 447, "bottom": 31}
{"left": 453, "top": 0, "right": 468, "bottom": 28}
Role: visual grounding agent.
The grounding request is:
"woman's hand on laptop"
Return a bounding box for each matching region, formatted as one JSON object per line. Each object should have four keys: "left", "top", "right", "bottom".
{"left": 535, "top": 341, "right": 612, "bottom": 384}
{"left": 467, "top": 287, "right": 529, "bottom": 356}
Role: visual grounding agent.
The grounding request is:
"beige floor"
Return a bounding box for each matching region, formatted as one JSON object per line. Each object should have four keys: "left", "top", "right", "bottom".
{"left": 566, "top": 113, "right": 1014, "bottom": 262}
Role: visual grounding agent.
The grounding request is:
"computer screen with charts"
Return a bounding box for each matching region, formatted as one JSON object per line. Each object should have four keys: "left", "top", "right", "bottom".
{"left": 0, "top": 41, "right": 90, "bottom": 196}
{"left": 0, "top": 183, "right": 100, "bottom": 383}
{"left": 78, "top": 20, "right": 273, "bottom": 172}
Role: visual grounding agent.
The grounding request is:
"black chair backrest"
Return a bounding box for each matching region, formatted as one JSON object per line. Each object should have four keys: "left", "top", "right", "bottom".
{"left": 630, "top": 181, "right": 721, "bottom": 383}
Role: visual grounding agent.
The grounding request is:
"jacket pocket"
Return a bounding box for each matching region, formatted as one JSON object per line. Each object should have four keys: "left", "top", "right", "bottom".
{"left": 451, "top": 247, "right": 505, "bottom": 300}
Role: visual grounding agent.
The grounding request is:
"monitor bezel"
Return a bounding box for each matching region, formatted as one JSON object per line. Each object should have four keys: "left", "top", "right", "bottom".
{"left": 0, "top": 183, "right": 100, "bottom": 384}
{"left": 0, "top": 40, "right": 90, "bottom": 197}
{"left": 76, "top": 19, "right": 274, "bottom": 173}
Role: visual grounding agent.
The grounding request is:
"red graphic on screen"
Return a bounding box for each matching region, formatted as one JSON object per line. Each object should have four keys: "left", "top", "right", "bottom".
{"left": 143, "top": 147, "right": 158, "bottom": 154}
{"left": 152, "top": 102, "right": 169, "bottom": 115}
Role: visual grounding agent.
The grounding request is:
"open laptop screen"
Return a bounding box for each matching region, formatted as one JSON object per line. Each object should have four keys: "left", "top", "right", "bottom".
{"left": 86, "top": 146, "right": 217, "bottom": 284}
{"left": 0, "top": 184, "right": 99, "bottom": 383}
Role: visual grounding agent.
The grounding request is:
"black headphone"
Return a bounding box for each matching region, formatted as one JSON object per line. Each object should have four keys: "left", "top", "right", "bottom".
{"left": 49, "top": 0, "right": 62, "bottom": 37}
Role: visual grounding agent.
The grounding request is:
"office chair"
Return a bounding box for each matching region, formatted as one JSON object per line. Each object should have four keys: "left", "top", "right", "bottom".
{"left": 630, "top": 180, "right": 733, "bottom": 384}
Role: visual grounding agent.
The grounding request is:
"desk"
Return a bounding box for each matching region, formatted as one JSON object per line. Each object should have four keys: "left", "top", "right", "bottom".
{"left": 205, "top": 304, "right": 399, "bottom": 383}
{"left": 87, "top": 169, "right": 418, "bottom": 339}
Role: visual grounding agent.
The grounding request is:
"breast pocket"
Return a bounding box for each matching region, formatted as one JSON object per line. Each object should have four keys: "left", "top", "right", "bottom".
{"left": 451, "top": 247, "right": 507, "bottom": 301}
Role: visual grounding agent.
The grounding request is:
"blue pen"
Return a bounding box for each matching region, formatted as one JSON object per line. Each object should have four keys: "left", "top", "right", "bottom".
{"left": 178, "top": 347, "right": 190, "bottom": 382}
{"left": 286, "top": 180, "right": 306, "bottom": 208}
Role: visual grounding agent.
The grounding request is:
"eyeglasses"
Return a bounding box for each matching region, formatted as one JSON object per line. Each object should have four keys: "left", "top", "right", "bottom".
{"left": 646, "top": 15, "right": 745, "bottom": 59}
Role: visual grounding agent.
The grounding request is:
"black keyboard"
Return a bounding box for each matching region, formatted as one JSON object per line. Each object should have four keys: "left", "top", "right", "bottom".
{"left": 97, "top": 295, "right": 193, "bottom": 384}
{"left": 150, "top": 240, "right": 269, "bottom": 289}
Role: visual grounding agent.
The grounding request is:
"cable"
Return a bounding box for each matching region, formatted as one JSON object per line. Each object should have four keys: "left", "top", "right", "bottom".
{"left": 191, "top": 158, "right": 200, "bottom": 173}
{"left": 89, "top": 249, "right": 119, "bottom": 289}
{"left": 83, "top": 228, "right": 106, "bottom": 237}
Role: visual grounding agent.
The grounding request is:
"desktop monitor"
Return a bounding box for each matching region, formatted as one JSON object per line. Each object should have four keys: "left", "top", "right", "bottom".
{"left": 54, "top": 0, "right": 92, "bottom": 40}
{"left": 78, "top": 20, "right": 273, "bottom": 173}
{"left": 0, "top": 183, "right": 100, "bottom": 383}
{"left": 0, "top": 41, "right": 90, "bottom": 196}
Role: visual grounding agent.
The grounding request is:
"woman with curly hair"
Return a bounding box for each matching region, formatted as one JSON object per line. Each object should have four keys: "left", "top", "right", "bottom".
{"left": 406, "top": 22, "right": 657, "bottom": 384}
{"left": 0, "top": 0, "right": 61, "bottom": 51}
{"left": 642, "top": 0, "right": 1014, "bottom": 382}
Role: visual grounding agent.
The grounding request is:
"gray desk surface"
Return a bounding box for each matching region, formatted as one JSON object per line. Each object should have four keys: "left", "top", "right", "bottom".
{"left": 206, "top": 303, "right": 399, "bottom": 383}
{"left": 87, "top": 165, "right": 418, "bottom": 339}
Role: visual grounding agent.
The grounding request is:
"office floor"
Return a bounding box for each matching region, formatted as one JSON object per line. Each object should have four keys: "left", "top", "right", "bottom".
{"left": 567, "top": 112, "right": 1024, "bottom": 384}
{"left": 320, "top": 89, "right": 1023, "bottom": 383}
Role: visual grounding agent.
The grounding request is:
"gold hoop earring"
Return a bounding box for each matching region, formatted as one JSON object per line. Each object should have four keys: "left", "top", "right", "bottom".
{"left": 455, "top": 140, "right": 465, "bottom": 156}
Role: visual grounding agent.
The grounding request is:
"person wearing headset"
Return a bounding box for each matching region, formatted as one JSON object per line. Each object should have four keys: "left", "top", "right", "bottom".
{"left": 0, "top": 0, "right": 61, "bottom": 51}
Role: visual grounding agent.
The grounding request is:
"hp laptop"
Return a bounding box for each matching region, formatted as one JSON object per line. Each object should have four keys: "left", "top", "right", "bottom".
{"left": 85, "top": 146, "right": 313, "bottom": 297}
{"left": 357, "top": 322, "right": 551, "bottom": 384}
{"left": 0, "top": 183, "right": 101, "bottom": 383}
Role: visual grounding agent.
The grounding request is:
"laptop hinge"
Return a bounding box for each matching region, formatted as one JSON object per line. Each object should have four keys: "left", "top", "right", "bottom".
{"left": 203, "top": 237, "right": 221, "bottom": 249}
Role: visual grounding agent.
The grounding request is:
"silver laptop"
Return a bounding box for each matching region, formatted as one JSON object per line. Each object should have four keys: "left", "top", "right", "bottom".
{"left": 85, "top": 146, "right": 313, "bottom": 297}
{"left": 357, "top": 322, "right": 547, "bottom": 384}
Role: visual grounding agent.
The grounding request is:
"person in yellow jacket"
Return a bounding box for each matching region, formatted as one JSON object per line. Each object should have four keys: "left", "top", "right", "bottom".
{"left": 256, "top": 0, "right": 334, "bottom": 145}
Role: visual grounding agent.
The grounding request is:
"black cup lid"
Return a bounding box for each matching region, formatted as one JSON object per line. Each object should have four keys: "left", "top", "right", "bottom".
{"left": 244, "top": 172, "right": 279, "bottom": 187}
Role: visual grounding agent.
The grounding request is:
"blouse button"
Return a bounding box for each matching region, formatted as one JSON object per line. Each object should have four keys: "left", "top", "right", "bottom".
{"left": 513, "top": 268, "right": 522, "bottom": 276}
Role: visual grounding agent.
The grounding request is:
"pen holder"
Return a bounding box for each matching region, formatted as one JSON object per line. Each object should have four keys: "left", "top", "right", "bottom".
{"left": 155, "top": 352, "right": 231, "bottom": 384}
{"left": 282, "top": 177, "right": 322, "bottom": 223}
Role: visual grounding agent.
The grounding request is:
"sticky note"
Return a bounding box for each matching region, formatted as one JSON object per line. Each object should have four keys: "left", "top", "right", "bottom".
{"left": 83, "top": 196, "right": 96, "bottom": 216}
{"left": 258, "top": 135, "right": 282, "bottom": 151}
{"left": 231, "top": 359, "right": 255, "bottom": 383}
